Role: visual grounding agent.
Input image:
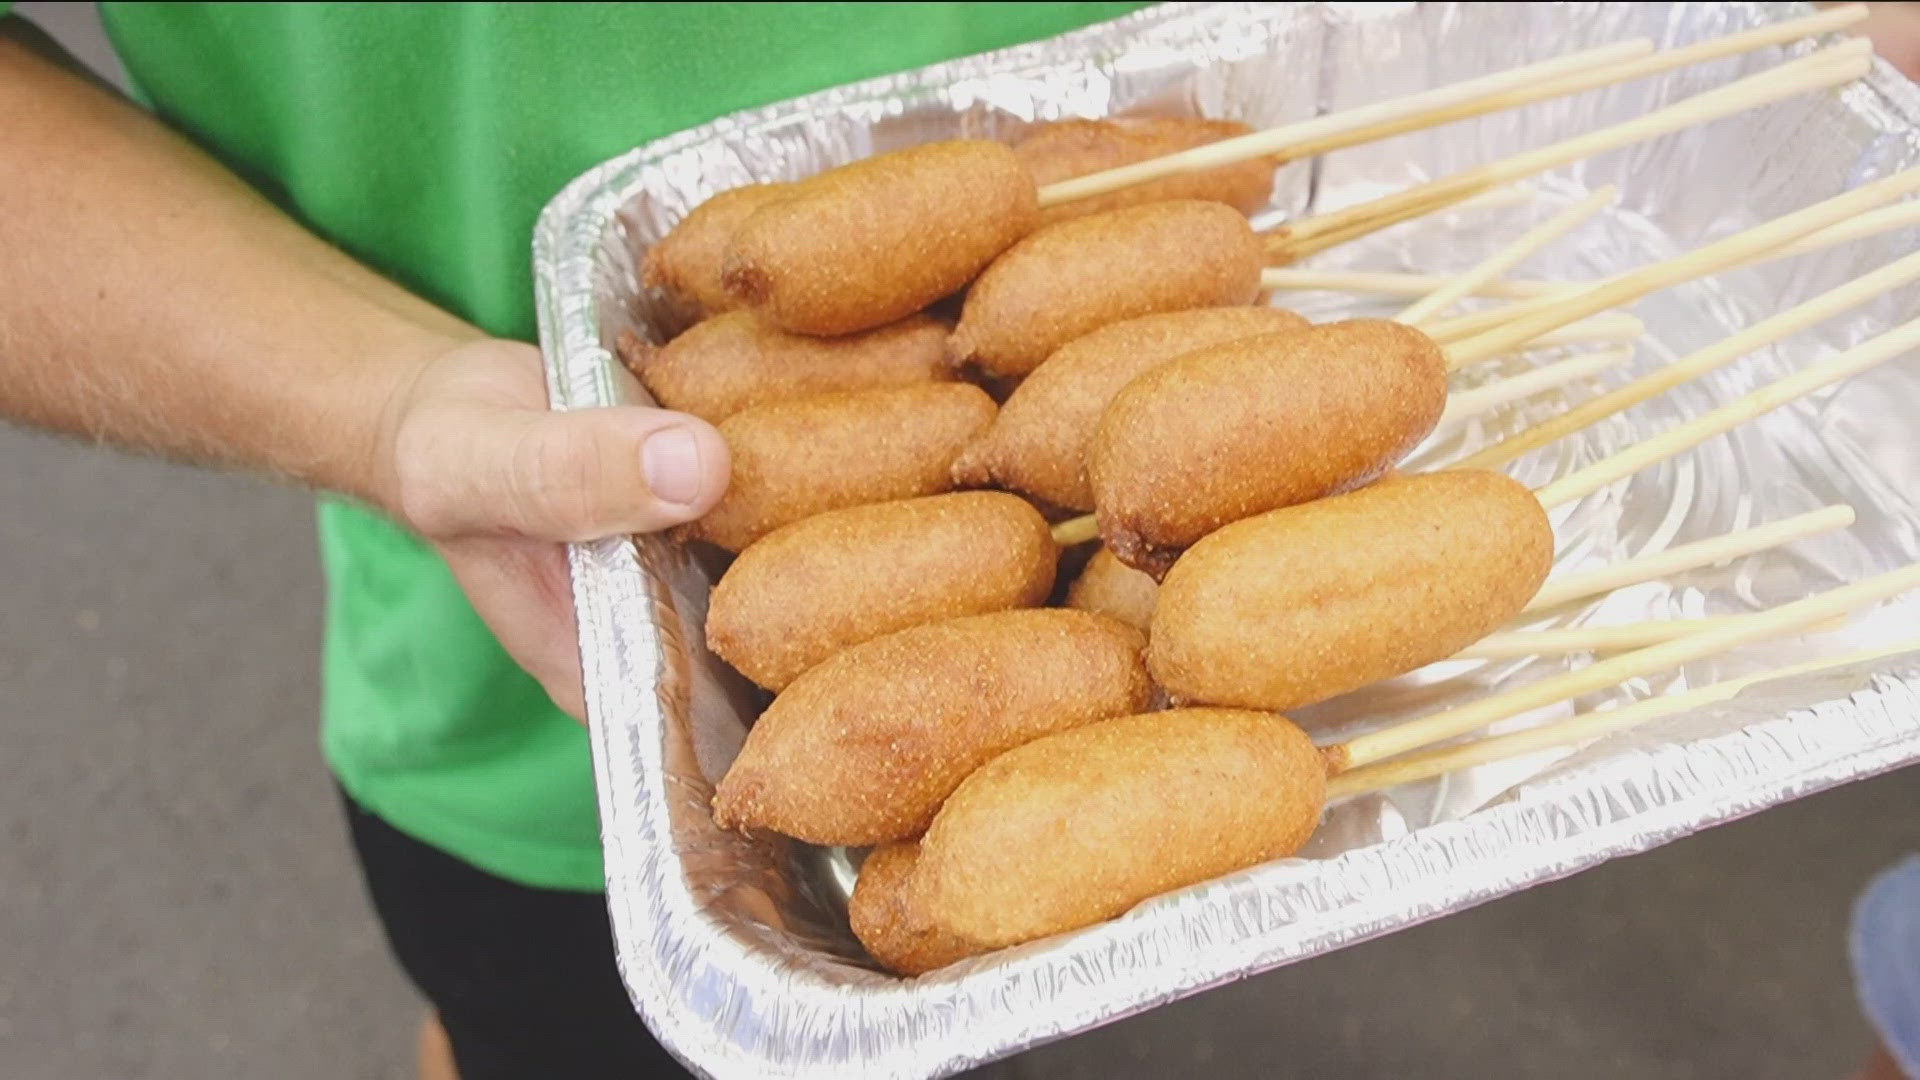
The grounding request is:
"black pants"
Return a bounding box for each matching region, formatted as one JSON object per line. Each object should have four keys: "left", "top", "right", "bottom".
{"left": 340, "top": 787, "right": 691, "bottom": 1080}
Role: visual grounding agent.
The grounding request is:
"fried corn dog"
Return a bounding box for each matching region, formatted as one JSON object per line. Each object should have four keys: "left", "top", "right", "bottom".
{"left": 706, "top": 492, "right": 1056, "bottom": 690}
{"left": 641, "top": 182, "right": 792, "bottom": 318}
{"left": 1063, "top": 547, "right": 1160, "bottom": 634}
{"left": 904, "top": 708, "right": 1326, "bottom": 953}
{"left": 712, "top": 609, "right": 1151, "bottom": 845}
{"left": 722, "top": 141, "right": 1038, "bottom": 335}
{"left": 950, "top": 306, "right": 1309, "bottom": 510}
{"left": 1090, "top": 319, "right": 1447, "bottom": 576}
{"left": 616, "top": 312, "right": 952, "bottom": 423}
{"left": 847, "top": 841, "right": 978, "bottom": 977}
{"left": 1150, "top": 471, "right": 1554, "bottom": 710}
{"left": 949, "top": 200, "right": 1264, "bottom": 378}
{"left": 680, "top": 384, "right": 995, "bottom": 552}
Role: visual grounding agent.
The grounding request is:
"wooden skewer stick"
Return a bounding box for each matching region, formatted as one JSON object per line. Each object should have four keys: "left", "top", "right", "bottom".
{"left": 1327, "top": 636, "right": 1920, "bottom": 798}
{"left": 1457, "top": 612, "right": 1852, "bottom": 660}
{"left": 1523, "top": 505, "right": 1856, "bottom": 614}
{"left": 1767, "top": 198, "right": 1920, "bottom": 261}
{"left": 1266, "top": 40, "right": 1870, "bottom": 264}
{"left": 1269, "top": 3, "right": 1864, "bottom": 181}
{"left": 1425, "top": 287, "right": 1599, "bottom": 345}
{"left": 1050, "top": 514, "right": 1100, "bottom": 547}
{"left": 1259, "top": 268, "right": 1566, "bottom": 300}
{"left": 1271, "top": 185, "right": 1499, "bottom": 266}
{"left": 1436, "top": 346, "right": 1635, "bottom": 430}
{"left": 1489, "top": 515, "right": 1856, "bottom": 636}
{"left": 1033, "top": 39, "right": 1655, "bottom": 209}
{"left": 1441, "top": 185, "right": 1539, "bottom": 216}
{"left": 1443, "top": 157, "right": 1920, "bottom": 370}
{"left": 1328, "top": 560, "right": 1920, "bottom": 771}
{"left": 1519, "top": 314, "right": 1644, "bottom": 348}
{"left": 1423, "top": 198, "right": 1920, "bottom": 344}
{"left": 1258, "top": 196, "right": 1920, "bottom": 300}
{"left": 1453, "top": 249, "right": 1920, "bottom": 471}
{"left": 1397, "top": 187, "right": 1618, "bottom": 326}
{"left": 1534, "top": 315, "right": 1920, "bottom": 510}
{"left": 1273, "top": 37, "right": 1866, "bottom": 251}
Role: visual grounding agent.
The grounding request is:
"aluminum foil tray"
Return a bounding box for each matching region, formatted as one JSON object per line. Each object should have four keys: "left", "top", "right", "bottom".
{"left": 531, "top": 4, "right": 1920, "bottom": 1077}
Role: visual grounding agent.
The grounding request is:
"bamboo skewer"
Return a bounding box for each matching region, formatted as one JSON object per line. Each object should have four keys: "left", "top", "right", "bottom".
{"left": 1258, "top": 197, "right": 1920, "bottom": 300}
{"left": 1272, "top": 186, "right": 1498, "bottom": 265}
{"left": 1442, "top": 159, "right": 1920, "bottom": 369}
{"left": 1266, "top": 41, "right": 1871, "bottom": 264}
{"left": 1425, "top": 287, "right": 1602, "bottom": 345}
{"left": 1397, "top": 187, "right": 1618, "bottom": 326}
{"left": 1768, "top": 199, "right": 1920, "bottom": 261}
{"left": 1328, "top": 561, "right": 1920, "bottom": 771}
{"left": 1456, "top": 613, "right": 1851, "bottom": 661}
{"left": 1326, "top": 637, "right": 1920, "bottom": 797}
{"left": 1270, "top": 4, "right": 1865, "bottom": 188}
{"left": 1453, "top": 249, "right": 1920, "bottom": 471}
{"left": 1520, "top": 314, "right": 1645, "bottom": 348}
{"left": 1439, "top": 185, "right": 1539, "bottom": 216}
{"left": 1033, "top": 39, "right": 1655, "bottom": 208}
{"left": 1422, "top": 200, "right": 1920, "bottom": 345}
{"left": 1534, "top": 315, "right": 1920, "bottom": 509}
{"left": 1049, "top": 515, "right": 1101, "bottom": 547}
{"left": 1267, "top": 38, "right": 1866, "bottom": 255}
{"left": 1035, "top": 39, "right": 1657, "bottom": 208}
{"left": 1523, "top": 505, "right": 1856, "bottom": 614}
{"left": 1471, "top": 512, "right": 1855, "bottom": 647}
{"left": 1259, "top": 268, "right": 1567, "bottom": 300}
{"left": 1436, "top": 346, "right": 1636, "bottom": 430}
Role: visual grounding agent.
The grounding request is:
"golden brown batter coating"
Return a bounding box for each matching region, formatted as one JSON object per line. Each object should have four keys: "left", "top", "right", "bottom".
{"left": 1064, "top": 547, "right": 1160, "bottom": 634}
{"left": 712, "top": 609, "right": 1152, "bottom": 845}
{"left": 680, "top": 384, "right": 996, "bottom": 552}
{"left": 641, "top": 182, "right": 793, "bottom": 319}
{"left": 722, "top": 140, "right": 1039, "bottom": 335}
{"left": 950, "top": 306, "right": 1309, "bottom": 509}
{"left": 616, "top": 311, "right": 952, "bottom": 424}
{"left": 848, "top": 842, "right": 982, "bottom": 976}
{"left": 705, "top": 492, "right": 1056, "bottom": 690}
{"left": 949, "top": 200, "right": 1264, "bottom": 378}
{"left": 912, "top": 708, "right": 1327, "bottom": 951}
{"left": 1090, "top": 319, "right": 1448, "bottom": 576}
{"left": 1014, "top": 116, "right": 1279, "bottom": 226}
{"left": 1149, "top": 470, "right": 1554, "bottom": 711}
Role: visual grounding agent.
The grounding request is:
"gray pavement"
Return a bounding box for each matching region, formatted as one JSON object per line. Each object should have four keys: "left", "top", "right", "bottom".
{"left": 5, "top": 5, "right": 1918, "bottom": 1079}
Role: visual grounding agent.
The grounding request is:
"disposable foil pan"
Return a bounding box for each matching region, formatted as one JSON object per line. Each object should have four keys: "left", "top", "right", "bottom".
{"left": 531, "top": 4, "right": 1920, "bottom": 1077}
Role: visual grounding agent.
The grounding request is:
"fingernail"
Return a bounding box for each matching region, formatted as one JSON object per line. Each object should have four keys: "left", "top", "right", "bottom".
{"left": 642, "top": 426, "right": 703, "bottom": 506}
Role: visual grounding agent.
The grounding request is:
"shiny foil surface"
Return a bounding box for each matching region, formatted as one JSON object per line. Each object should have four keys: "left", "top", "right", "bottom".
{"left": 530, "top": 4, "right": 1920, "bottom": 1077}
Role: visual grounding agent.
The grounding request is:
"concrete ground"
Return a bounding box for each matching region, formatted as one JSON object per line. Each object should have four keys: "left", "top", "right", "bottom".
{"left": 5, "top": 6, "right": 1917, "bottom": 1079}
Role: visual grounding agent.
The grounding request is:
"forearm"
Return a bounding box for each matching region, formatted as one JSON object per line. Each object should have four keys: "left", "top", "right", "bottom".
{"left": 0, "top": 25, "right": 477, "bottom": 510}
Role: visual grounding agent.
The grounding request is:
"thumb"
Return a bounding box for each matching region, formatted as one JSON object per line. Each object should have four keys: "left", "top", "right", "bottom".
{"left": 414, "top": 404, "right": 731, "bottom": 541}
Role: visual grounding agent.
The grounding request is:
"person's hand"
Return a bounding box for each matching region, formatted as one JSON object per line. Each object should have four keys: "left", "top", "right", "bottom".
{"left": 377, "top": 337, "right": 730, "bottom": 719}
{"left": 1856, "top": 1, "right": 1920, "bottom": 80}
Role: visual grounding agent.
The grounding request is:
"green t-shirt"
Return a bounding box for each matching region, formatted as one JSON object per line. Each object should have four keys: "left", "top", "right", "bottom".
{"left": 42, "top": 2, "right": 1150, "bottom": 891}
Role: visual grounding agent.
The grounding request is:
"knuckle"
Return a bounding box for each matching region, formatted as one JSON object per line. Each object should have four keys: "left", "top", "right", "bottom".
{"left": 509, "top": 422, "right": 619, "bottom": 539}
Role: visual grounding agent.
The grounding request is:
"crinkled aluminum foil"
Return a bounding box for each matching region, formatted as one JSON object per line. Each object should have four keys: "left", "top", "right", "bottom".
{"left": 530, "top": 4, "right": 1920, "bottom": 1077}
